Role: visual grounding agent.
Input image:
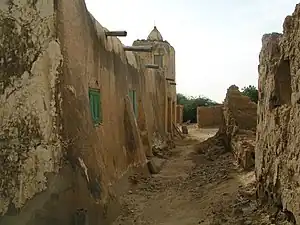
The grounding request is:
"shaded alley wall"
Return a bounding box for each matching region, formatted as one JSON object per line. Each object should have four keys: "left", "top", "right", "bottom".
{"left": 256, "top": 4, "right": 300, "bottom": 223}
{"left": 221, "top": 85, "right": 257, "bottom": 169}
{"left": 197, "top": 105, "right": 223, "bottom": 128}
{"left": 0, "top": 0, "right": 173, "bottom": 224}
{"left": 133, "top": 30, "right": 176, "bottom": 143}
{"left": 176, "top": 105, "right": 184, "bottom": 124}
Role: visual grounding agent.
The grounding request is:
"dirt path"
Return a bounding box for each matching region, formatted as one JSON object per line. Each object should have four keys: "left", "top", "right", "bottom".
{"left": 113, "top": 127, "right": 291, "bottom": 225}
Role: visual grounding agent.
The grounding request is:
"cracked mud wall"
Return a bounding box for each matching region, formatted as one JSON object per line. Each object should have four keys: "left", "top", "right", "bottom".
{"left": 143, "top": 68, "right": 168, "bottom": 155}
{"left": 1, "top": 0, "right": 174, "bottom": 223}
{"left": 197, "top": 105, "right": 223, "bottom": 128}
{"left": 256, "top": 4, "right": 300, "bottom": 223}
{"left": 0, "top": 1, "right": 63, "bottom": 223}
{"left": 221, "top": 86, "right": 257, "bottom": 170}
{"left": 56, "top": 0, "right": 149, "bottom": 223}
{"left": 133, "top": 39, "right": 176, "bottom": 152}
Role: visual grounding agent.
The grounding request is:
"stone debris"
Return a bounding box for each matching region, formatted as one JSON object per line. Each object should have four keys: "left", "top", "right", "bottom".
{"left": 147, "top": 157, "right": 166, "bottom": 174}
{"left": 182, "top": 125, "right": 188, "bottom": 134}
{"left": 114, "top": 128, "right": 295, "bottom": 225}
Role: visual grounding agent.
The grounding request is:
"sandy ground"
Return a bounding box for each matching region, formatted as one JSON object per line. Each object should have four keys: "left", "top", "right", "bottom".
{"left": 113, "top": 125, "right": 294, "bottom": 225}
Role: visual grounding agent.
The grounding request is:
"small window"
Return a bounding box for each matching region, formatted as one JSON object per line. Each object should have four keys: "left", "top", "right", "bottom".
{"left": 89, "top": 88, "right": 102, "bottom": 125}
{"left": 129, "top": 90, "right": 137, "bottom": 116}
{"left": 154, "top": 54, "right": 163, "bottom": 68}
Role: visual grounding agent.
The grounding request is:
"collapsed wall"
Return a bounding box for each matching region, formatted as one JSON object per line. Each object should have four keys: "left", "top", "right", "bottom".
{"left": 221, "top": 85, "right": 257, "bottom": 169}
{"left": 197, "top": 105, "right": 223, "bottom": 128}
{"left": 256, "top": 4, "right": 300, "bottom": 223}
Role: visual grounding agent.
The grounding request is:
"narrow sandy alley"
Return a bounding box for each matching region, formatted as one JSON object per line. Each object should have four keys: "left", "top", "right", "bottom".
{"left": 113, "top": 126, "right": 291, "bottom": 225}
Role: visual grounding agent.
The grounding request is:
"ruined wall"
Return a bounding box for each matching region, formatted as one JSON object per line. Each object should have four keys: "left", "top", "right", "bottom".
{"left": 197, "top": 105, "right": 223, "bottom": 128}
{"left": 221, "top": 85, "right": 257, "bottom": 169}
{"left": 0, "top": 1, "right": 64, "bottom": 222}
{"left": 256, "top": 4, "right": 300, "bottom": 223}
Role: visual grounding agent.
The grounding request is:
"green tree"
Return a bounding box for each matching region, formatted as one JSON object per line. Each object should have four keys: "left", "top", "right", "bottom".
{"left": 241, "top": 85, "right": 258, "bottom": 103}
{"left": 177, "top": 94, "right": 218, "bottom": 123}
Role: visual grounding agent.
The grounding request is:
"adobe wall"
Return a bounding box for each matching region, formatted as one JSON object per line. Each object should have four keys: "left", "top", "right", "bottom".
{"left": 127, "top": 49, "right": 168, "bottom": 155}
{"left": 0, "top": 1, "right": 64, "bottom": 223}
{"left": 0, "top": 0, "right": 171, "bottom": 224}
{"left": 256, "top": 4, "right": 300, "bottom": 223}
{"left": 221, "top": 85, "right": 257, "bottom": 169}
{"left": 56, "top": 0, "right": 149, "bottom": 223}
{"left": 176, "top": 105, "right": 184, "bottom": 124}
{"left": 133, "top": 38, "right": 176, "bottom": 144}
{"left": 197, "top": 105, "right": 223, "bottom": 128}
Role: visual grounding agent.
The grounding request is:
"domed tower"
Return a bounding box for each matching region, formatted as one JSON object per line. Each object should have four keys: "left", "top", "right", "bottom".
{"left": 133, "top": 26, "right": 176, "bottom": 137}
{"left": 147, "top": 26, "right": 164, "bottom": 41}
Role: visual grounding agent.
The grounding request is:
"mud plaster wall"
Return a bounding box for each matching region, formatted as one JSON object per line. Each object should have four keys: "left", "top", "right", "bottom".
{"left": 56, "top": 0, "right": 148, "bottom": 213}
{"left": 141, "top": 68, "right": 167, "bottom": 156}
{"left": 176, "top": 105, "right": 183, "bottom": 124}
{"left": 0, "top": 0, "right": 63, "bottom": 220}
{"left": 133, "top": 40, "right": 176, "bottom": 101}
{"left": 0, "top": 1, "right": 172, "bottom": 224}
{"left": 133, "top": 40, "right": 175, "bottom": 150}
{"left": 197, "top": 105, "right": 223, "bottom": 128}
{"left": 256, "top": 4, "right": 300, "bottom": 223}
{"left": 221, "top": 86, "right": 257, "bottom": 169}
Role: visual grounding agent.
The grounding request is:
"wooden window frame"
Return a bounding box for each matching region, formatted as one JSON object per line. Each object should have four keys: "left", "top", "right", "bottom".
{"left": 129, "top": 89, "right": 138, "bottom": 117}
{"left": 88, "top": 88, "right": 102, "bottom": 125}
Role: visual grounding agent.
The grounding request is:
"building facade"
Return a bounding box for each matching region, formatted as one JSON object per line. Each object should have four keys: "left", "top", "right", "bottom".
{"left": 0, "top": 0, "right": 176, "bottom": 224}
{"left": 133, "top": 26, "right": 177, "bottom": 138}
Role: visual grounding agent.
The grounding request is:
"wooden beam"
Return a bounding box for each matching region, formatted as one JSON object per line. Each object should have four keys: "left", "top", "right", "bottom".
{"left": 166, "top": 78, "right": 175, "bottom": 81}
{"left": 145, "top": 64, "right": 159, "bottom": 69}
{"left": 124, "top": 46, "right": 152, "bottom": 52}
{"left": 169, "top": 82, "right": 176, "bottom": 85}
{"left": 173, "top": 122, "right": 184, "bottom": 139}
{"left": 105, "top": 31, "right": 127, "bottom": 37}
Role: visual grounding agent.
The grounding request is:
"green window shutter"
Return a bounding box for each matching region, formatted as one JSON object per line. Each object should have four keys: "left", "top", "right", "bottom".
{"left": 89, "top": 91, "right": 94, "bottom": 120}
{"left": 98, "top": 91, "right": 102, "bottom": 123}
{"left": 129, "top": 90, "right": 134, "bottom": 104}
{"left": 94, "top": 93, "right": 100, "bottom": 123}
{"left": 129, "top": 90, "right": 137, "bottom": 117}
{"left": 133, "top": 91, "right": 137, "bottom": 116}
{"left": 89, "top": 88, "right": 102, "bottom": 125}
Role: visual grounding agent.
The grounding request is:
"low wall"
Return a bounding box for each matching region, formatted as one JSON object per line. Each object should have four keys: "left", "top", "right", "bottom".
{"left": 197, "top": 105, "right": 223, "bottom": 128}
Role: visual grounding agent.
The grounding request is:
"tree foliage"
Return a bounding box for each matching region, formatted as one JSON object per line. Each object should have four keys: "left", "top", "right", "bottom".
{"left": 241, "top": 85, "right": 258, "bottom": 103}
{"left": 177, "top": 93, "right": 218, "bottom": 123}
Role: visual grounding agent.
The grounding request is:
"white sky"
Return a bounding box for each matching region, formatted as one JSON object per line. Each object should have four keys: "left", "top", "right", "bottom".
{"left": 85, "top": 0, "right": 299, "bottom": 103}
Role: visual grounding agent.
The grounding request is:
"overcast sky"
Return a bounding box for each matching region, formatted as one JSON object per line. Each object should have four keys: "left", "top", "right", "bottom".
{"left": 85, "top": 0, "right": 298, "bottom": 103}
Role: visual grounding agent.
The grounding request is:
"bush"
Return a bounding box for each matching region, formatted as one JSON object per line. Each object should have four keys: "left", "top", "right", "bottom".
{"left": 241, "top": 85, "right": 258, "bottom": 103}
{"left": 177, "top": 93, "right": 218, "bottom": 123}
